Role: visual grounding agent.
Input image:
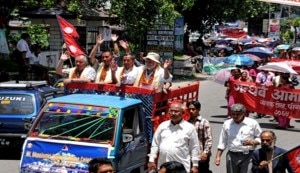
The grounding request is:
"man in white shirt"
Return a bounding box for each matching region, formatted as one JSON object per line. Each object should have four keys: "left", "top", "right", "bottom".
{"left": 134, "top": 52, "right": 172, "bottom": 93}
{"left": 255, "top": 70, "right": 274, "bottom": 86}
{"left": 112, "top": 53, "right": 138, "bottom": 85}
{"left": 56, "top": 53, "right": 96, "bottom": 84}
{"left": 94, "top": 50, "right": 118, "bottom": 84}
{"left": 17, "top": 33, "right": 31, "bottom": 65}
{"left": 16, "top": 33, "right": 31, "bottom": 79}
{"left": 214, "top": 103, "right": 262, "bottom": 173}
{"left": 147, "top": 102, "right": 200, "bottom": 173}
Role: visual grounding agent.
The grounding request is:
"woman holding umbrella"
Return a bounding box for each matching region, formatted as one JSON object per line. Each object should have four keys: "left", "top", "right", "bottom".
{"left": 225, "top": 68, "right": 241, "bottom": 118}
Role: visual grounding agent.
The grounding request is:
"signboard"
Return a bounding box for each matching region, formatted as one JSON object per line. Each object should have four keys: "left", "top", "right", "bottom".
{"left": 268, "top": 19, "right": 280, "bottom": 40}
{"left": 146, "top": 19, "right": 174, "bottom": 61}
{"left": 103, "top": 27, "right": 111, "bottom": 41}
{"left": 20, "top": 139, "right": 111, "bottom": 173}
{"left": 262, "top": 19, "right": 269, "bottom": 33}
{"left": 174, "top": 17, "right": 184, "bottom": 51}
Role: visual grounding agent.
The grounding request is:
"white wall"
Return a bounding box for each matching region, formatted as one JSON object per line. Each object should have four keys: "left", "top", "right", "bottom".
{"left": 39, "top": 50, "right": 60, "bottom": 68}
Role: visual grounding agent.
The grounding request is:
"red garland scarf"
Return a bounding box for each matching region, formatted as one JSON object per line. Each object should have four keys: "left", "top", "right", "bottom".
{"left": 71, "top": 68, "right": 82, "bottom": 79}
{"left": 99, "top": 66, "right": 108, "bottom": 81}
{"left": 139, "top": 70, "right": 154, "bottom": 85}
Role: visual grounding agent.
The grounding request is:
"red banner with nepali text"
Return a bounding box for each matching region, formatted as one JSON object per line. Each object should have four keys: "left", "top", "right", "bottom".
{"left": 230, "top": 81, "right": 300, "bottom": 119}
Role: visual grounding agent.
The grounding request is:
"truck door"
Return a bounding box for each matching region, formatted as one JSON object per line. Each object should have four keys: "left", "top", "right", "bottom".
{"left": 117, "top": 106, "right": 148, "bottom": 172}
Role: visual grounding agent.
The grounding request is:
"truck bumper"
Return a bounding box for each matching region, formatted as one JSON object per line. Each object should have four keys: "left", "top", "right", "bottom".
{"left": 0, "top": 133, "right": 27, "bottom": 147}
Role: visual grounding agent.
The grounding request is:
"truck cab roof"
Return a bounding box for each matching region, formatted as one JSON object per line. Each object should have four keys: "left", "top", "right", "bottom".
{"left": 49, "top": 94, "right": 142, "bottom": 109}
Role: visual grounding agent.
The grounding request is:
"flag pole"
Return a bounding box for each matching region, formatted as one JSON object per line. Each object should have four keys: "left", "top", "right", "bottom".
{"left": 267, "top": 153, "right": 284, "bottom": 163}
{"left": 267, "top": 145, "right": 300, "bottom": 163}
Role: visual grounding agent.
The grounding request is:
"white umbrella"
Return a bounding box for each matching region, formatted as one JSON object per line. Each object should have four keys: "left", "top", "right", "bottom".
{"left": 292, "top": 47, "right": 300, "bottom": 51}
{"left": 257, "top": 62, "right": 298, "bottom": 74}
{"left": 213, "top": 67, "right": 237, "bottom": 85}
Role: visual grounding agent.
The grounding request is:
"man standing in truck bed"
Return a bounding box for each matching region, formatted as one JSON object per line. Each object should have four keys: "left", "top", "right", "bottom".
{"left": 147, "top": 101, "right": 200, "bottom": 173}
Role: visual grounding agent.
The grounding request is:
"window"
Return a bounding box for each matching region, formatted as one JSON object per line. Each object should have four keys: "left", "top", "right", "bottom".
{"left": 0, "top": 94, "right": 34, "bottom": 114}
{"left": 123, "top": 107, "right": 142, "bottom": 136}
{"left": 31, "top": 103, "right": 118, "bottom": 143}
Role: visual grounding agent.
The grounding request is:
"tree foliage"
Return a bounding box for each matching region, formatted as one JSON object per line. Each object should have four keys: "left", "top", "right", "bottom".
{"left": 1, "top": 0, "right": 273, "bottom": 46}
{"left": 27, "top": 24, "right": 50, "bottom": 48}
{"left": 183, "top": 0, "right": 271, "bottom": 36}
{"left": 280, "top": 17, "right": 300, "bottom": 44}
{"left": 102, "top": 0, "right": 196, "bottom": 41}
{"left": 6, "top": 0, "right": 196, "bottom": 42}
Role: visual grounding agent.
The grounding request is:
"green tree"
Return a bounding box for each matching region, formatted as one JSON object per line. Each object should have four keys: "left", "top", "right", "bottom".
{"left": 98, "top": 0, "right": 196, "bottom": 42}
{"left": 2, "top": 0, "right": 195, "bottom": 47}
{"left": 280, "top": 17, "right": 300, "bottom": 44}
{"left": 1, "top": 0, "right": 274, "bottom": 50}
{"left": 183, "top": 0, "right": 271, "bottom": 36}
{"left": 27, "top": 24, "right": 50, "bottom": 48}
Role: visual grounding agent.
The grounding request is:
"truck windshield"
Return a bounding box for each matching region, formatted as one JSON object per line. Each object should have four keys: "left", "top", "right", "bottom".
{"left": 31, "top": 102, "right": 117, "bottom": 143}
{"left": 0, "top": 94, "right": 34, "bottom": 114}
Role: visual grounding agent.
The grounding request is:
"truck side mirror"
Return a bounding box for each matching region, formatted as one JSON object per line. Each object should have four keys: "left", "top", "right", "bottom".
{"left": 122, "top": 129, "right": 133, "bottom": 143}
{"left": 23, "top": 117, "right": 34, "bottom": 130}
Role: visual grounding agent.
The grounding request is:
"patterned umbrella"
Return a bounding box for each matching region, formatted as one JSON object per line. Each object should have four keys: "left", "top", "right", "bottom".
{"left": 242, "top": 47, "right": 273, "bottom": 58}
{"left": 243, "top": 54, "right": 262, "bottom": 61}
{"left": 203, "top": 65, "right": 218, "bottom": 75}
{"left": 223, "top": 54, "right": 254, "bottom": 66}
{"left": 275, "top": 44, "right": 290, "bottom": 50}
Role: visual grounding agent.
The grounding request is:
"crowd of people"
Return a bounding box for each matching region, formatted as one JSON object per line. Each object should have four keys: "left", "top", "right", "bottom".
{"left": 55, "top": 34, "right": 295, "bottom": 173}
{"left": 88, "top": 102, "right": 293, "bottom": 173}
{"left": 224, "top": 62, "right": 299, "bottom": 130}
{"left": 11, "top": 32, "right": 296, "bottom": 173}
{"left": 55, "top": 34, "right": 173, "bottom": 93}
{"left": 11, "top": 33, "right": 49, "bottom": 82}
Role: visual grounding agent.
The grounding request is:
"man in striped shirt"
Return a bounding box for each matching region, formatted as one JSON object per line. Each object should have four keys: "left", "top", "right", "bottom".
{"left": 187, "top": 101, "right": 213, "bottom": 173}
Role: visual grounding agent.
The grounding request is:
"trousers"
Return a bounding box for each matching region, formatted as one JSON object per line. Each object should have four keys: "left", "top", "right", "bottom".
{"left": 226, "top": 151, "right": 252, "bottom": 173}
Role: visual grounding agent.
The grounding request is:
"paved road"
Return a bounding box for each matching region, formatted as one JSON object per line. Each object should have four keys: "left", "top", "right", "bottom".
{"left": 1, "top": 76, "right": 299, "bottom": 172}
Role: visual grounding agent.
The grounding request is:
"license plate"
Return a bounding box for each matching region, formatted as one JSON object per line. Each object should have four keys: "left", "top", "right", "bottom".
{"left": 0, "top": 138, "right": 10, "bottom": 146}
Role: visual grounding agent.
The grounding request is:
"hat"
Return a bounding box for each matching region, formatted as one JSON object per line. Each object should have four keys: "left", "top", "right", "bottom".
{"left": 143, "top": 52, "right": 160, "bottom": 64}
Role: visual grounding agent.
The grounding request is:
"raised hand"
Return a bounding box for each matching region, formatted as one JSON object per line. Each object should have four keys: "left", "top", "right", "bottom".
{"left": 60, "top": 52, "right": 70, "bottom": 61}
{"left": 111, "top": 34, "right": 119, "bottom": 42}
{"left": 163, "top": 59, "right": 172, "bottom": 69}
{"left": 110, "top": 59, "right": 118, "bottom": 72}
{"left": 121, "top": 74, "right": 127, "bottom": 83}
{"left": 119, "top": 40, "right": 130, "bottom": 51}
{"left": 96, "top": 34, "right": 104, "bottom": 45}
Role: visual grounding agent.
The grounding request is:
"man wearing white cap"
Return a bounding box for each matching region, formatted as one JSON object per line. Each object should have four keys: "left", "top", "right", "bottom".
{"left": 134, "top": 52, "right": 172, "bottom": 93}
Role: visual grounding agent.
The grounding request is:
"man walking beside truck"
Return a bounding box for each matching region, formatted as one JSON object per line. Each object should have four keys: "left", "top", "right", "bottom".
{"left": 187, "top": 101, "right": 213, "bottom": 173}
{"left": 147, "top": 101, "right": 200, "bottom": 173}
